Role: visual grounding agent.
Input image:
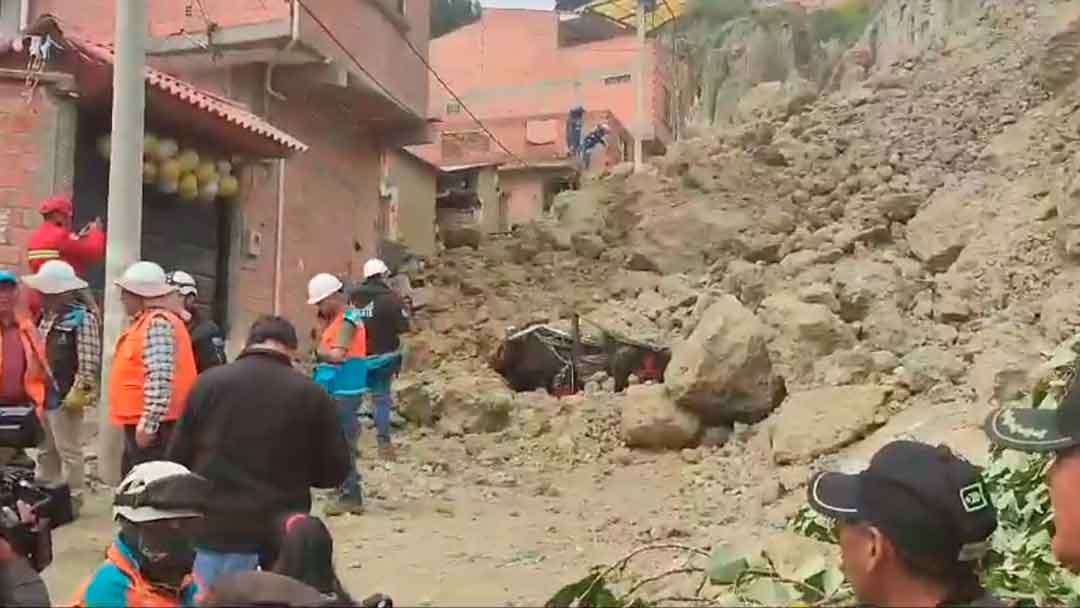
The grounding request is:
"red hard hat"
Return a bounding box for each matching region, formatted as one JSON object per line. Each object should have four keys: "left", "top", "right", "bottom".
{"left": 39, "top": 195, "right": 73, "bottom": 217}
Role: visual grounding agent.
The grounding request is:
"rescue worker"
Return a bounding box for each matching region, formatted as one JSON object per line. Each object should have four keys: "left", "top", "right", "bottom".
{"left": 580, "top": 123, "right": 608, "bottom": 169}
{"left": 22, "top": 260, "right": 100, "bottom": 516}
{"left": 71, "top": 460, "right": 209, "bottom": 607}
{"left": 347, "top": 258, "right": 409, "bottom": 461}
{"left": 985, "top": 379, "right": 1080, "bottom": 572}
{"left": 108, "top": 261, "right": 198, "bottom": 477}
{"left": 308, "top": 272, "right": 368, "bottom": 516}
{"left": 0, "top": 270, "right": 50, "bottom": 467}
{"left": 165, "top": 271, "right": 226, "bottom": 373}
{"left": 24, "top": 195, "right": 104, "bottom": 320}
{"left": 806, "top": 440, "right": 1004, "bottom": 607}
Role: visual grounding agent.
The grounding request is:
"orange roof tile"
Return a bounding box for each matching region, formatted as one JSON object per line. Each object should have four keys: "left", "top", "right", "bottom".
{"left": 69, "top": 38, "right": 307, "bottom": 153}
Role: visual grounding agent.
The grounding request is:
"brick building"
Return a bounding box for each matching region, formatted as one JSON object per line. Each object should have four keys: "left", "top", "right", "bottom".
{"left": 428, "top": 8, "right": 679, "bottom": 153}
{"left": 0, "top": 0, "right": 431, "bottom": 352}
{"left": 408, "top": 109, "right": 628, "bottom": 233}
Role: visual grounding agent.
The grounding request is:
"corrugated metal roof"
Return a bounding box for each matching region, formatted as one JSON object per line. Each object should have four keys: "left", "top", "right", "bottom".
{"left": 555, "top": 0, "right": 685, "bottom": 32}
{"left": 71, "top": 37, "right": 308, "bottom": 153}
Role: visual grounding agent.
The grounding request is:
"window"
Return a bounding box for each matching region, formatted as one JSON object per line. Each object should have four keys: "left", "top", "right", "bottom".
{"left": 446, "top": 101, "right": 462, "bottom": 114}
{"left": 0, "top": 0, "right": 21, "bottom": 38}
{"left": 603, "top": 74, "right": 631, "bottom": 86}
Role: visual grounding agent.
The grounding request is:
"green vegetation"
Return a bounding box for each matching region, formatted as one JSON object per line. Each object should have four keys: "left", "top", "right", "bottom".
{"left": 431, "top": 0, "right": 481, "bottom": 39}
{"left": 810, "top": 0, "right": 873, "bottom": 45}
{"left": 547, "top": 332, "right": 1080, "bottom": 606}
{"left": 792, "top": 333, "right": 1080, "bottom": 606}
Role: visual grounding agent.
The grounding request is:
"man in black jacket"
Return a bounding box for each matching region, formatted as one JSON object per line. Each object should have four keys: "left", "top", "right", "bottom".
{"left": 347, "top": 259, "right": 409, "bottom": 462}
{"left": 167, "top": 270, "right": 227, "bottom": 373}
{"left": 166, "top": 316, "right": 350, "bottom": 589}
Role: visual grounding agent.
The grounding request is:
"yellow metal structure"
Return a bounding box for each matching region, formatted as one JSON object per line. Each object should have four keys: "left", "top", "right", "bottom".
{"left": 557, "top": 0, "right": 685, "bottom": 32}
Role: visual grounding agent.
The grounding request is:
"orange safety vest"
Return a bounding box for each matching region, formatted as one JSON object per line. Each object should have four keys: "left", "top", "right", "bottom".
{"left": 0, "top": 316, "right": 49, "bottom": 411}
{"left": 71, "top": 542, "right": 196, "bottom": 608}
{"left": 320, "top": 308, "right": 367, "bottom": 358}
{"left": 108, "top": 309, "right": 197, "bottom": 426}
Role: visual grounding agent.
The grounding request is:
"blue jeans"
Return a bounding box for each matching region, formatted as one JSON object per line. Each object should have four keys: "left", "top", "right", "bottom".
{"left": 334, "top": 395, "right": 363, "bottom": 499}
{"left": 373, "top": 389, "right": 392, "bottom": 448}
{"left": 193, "top": 549, "right": 260, "bottom": 589}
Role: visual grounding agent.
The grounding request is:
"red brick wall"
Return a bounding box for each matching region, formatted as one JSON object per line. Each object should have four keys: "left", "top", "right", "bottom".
{"left": 0, "top": 79, "right": 65, "bottom": 270}
{"left": 34, "top": 0, "right": 289, "bottom": 42}
{"left": 296, "top": 0, "right": 430, "bottom": 119}
{"left": 434, "top": 110, "right": 629, "bottom": 168}
{"left": 266, "top": 92, "right": 382, "bottom": 344}
{"left": 500, "top": 171, "right": 543, "bottom": 227}
{"left": 35, "top": 0, "right": 430, "bottom": 120}
{"left": 429, "top": 9, "right": 671, "bottom": 144}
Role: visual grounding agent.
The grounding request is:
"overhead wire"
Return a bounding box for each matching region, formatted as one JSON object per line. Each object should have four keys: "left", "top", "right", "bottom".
{"left": 294, "top": 0, "right": 530, "bottom": 168}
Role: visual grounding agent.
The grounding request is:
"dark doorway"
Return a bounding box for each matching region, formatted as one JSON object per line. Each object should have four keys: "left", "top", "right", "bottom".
{"left": 71, "top": 112, "right": 231, "bottom": 329}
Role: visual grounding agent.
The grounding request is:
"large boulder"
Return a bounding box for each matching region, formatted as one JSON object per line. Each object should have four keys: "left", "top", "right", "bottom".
{"left": 665, "top": 295, "right": 786, "bottom": 425}
{"left": 437, "top": 374, "right": 515, "bottom": 434}
{"left": 906, "top": 183, "right": 983, "bottom": 273}
{"left": 396, "top": 378, "right": 441, "bottom": 426}
{"left": 619, "top": 384, "right": 702, "bottom": 450}
{"left": 829, "top": 259, "right": 902, "bottom": 322}
{"left": 770, "top": 385, "right": 891, "bottom": 464}
{"left": 759, "top": 294, "right": 854, "bottom": 358}
{"left": 898, "top": 346, "right": 966, "bottom": 393}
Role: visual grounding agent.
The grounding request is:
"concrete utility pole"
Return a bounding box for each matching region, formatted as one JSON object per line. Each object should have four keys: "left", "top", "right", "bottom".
{"left": 98, "top": 0, "right": 146, "bottom": 486}
{"left": 633, "top": 0, "right": 647, "bottom": 173}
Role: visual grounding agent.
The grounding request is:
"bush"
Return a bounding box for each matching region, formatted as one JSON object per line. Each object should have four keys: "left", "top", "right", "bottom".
{"left": 547, "top": 332, "right": 1080, "bottom": 606}
{"left": 689, "top": 0, "right": 752, "bottom": 24}
{"left": 791, "top": 333, "right": 1080, "bottom": 606}
{"left": 810, "top": 0, "right": 872, "bottom": 45}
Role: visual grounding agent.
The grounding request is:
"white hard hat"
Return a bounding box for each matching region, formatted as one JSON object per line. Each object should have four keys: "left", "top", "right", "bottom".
{"left": 363, "top": 258, "right": 389, "bottom": 279}
{"left": 167, "top": 270, "right": 198, "bottom": 297}
{"left": 21, "top": 260, "right": 88, "bottom": 295}
{"left": 307, "top": 273, "right": 343, "bottom": 305}
{"left": 115, "top": 261, "right": 175, "bottom": 298}
{"left": 113, "top": 461, "right": 209, "bottom": 523}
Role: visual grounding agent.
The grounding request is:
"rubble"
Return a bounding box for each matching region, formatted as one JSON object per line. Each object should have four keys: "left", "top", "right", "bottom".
{"left": 769, "top": 385, "right": 891, "bottom": 465}
{"left": 618, "top": 384, "right": 702, "bottom": 450}
{"left": 665, "top": 296, "right": 786, "bottom": 425}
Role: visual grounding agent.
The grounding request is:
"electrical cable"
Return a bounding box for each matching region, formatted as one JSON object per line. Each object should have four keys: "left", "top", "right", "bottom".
{"left": 295, "top": 0, "right": 530, "bottom": 167}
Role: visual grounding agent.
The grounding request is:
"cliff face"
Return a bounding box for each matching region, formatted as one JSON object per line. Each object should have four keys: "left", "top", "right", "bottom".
{"left": 686, "top": 0, "right": 1012, "bottom": 128}
{"left": 689, "top": 4, "right": 830, "bottom": 126}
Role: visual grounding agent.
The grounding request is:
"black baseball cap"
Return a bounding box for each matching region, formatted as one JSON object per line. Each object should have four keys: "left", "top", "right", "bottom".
{"left": 984, "top": 375, "right": 1080, "bottom": 452}
{"left": 806, "top": 440, "right": 996, "bottom": 563}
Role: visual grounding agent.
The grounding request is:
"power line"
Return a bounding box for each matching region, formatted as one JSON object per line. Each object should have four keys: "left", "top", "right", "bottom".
{"left": 295, "top": 0, "right": 530, "bottom": 168}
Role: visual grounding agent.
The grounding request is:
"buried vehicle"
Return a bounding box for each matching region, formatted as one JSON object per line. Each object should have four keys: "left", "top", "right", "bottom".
{"left": 490, "top": 319, "right": 670, "bottom": 396}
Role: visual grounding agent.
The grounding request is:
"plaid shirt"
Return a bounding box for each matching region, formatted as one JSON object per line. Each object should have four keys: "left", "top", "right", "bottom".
{"left": 138, "top": 314, "right": 175, "bottom": 434}
{"left": 38, "top": 304, "right": 102, "bottom": 390}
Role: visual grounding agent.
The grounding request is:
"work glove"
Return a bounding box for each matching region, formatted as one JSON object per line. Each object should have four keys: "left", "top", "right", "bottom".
{"left": 63, "top": 384, "right": 95, "bottom": 413}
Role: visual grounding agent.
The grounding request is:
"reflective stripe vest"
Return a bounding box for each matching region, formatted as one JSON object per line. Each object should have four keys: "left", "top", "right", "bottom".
{"left": 71, "top": 539, "right": 198, "bottom": 607}
{"left": 108, "top": 309, "right": 197, "bottom": 426}
{"left": 320, "top": 307, "right": 367, "bottom": 358}
{"left": 26, "top": 221, "right": 106, "bottom": 274}
{"left": 0, "top": 316, "right": 49, "bottom": 410}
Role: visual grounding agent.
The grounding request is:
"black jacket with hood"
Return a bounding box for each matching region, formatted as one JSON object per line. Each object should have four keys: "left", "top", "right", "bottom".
{"left": 166, "top": 348, "right": 350, "bottom": 554}
{"left": 347, "top": 278, "right": 409, "bottom": 355}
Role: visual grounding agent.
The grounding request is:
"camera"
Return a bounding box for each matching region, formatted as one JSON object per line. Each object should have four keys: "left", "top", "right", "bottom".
{"left": 0, "top": 404, "right": 75, "bottom": 572}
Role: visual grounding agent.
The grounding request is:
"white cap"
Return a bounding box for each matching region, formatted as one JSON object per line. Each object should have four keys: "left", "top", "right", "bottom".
{"left": 115, "top": 261, "right": 176, "bottom": 298}
{"left": 363, "top": 258, "right": 389, "bottom": 279}
{"left": 167, "top": 270, "right": 198, "bottom": 297}
{"left": 113, "top": 461, "right": 206, "bottom": 523}
{"left": 307, "top": 273, "right": 343, "bottom": 305}
{"left": 22, "top": 260, "right": 88, "bottom": 295}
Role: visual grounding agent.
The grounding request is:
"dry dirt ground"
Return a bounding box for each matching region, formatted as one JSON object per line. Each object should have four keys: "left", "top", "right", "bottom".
{"left": 43, "top": 429, "right": 775, "bottom": 606}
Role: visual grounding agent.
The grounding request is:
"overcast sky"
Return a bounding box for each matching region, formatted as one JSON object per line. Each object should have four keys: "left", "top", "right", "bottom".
{"left": 480, "top": 0, "right": 555, "bottom": 9}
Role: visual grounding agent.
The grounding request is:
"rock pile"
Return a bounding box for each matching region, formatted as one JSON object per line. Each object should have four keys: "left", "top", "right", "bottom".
{"left": 396, "top": 1, "right": 1080, "bottom": 472}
